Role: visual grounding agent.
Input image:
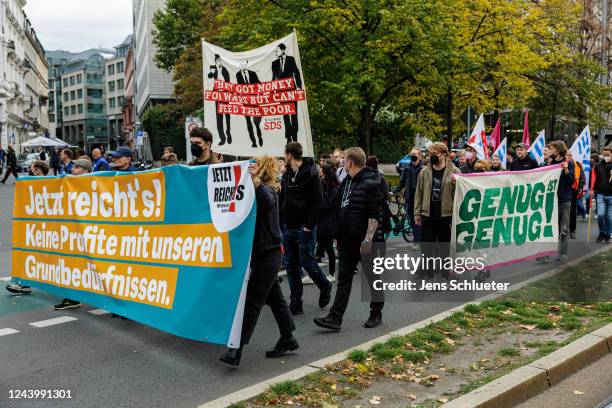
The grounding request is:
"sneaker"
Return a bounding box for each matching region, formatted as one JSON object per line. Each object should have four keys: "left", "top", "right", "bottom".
{"left": 327, "top": 274, "right": 336, "bottom": 283}
{"left": 319, "top": 284, "right": 332, "bottom": 308}
{"left": 219, "top": 347, "right": 242, "bottom": 366}
{"left": 364, "top": 311, "right": 382, "bottom": 328}
{"left": 313, "top": 315, "right": 342, "bottom": 331}
{"left": 266, "top": 337, "right": 299, "bottom": 358}
{"left": 54, "top": 299, "right": 81, "bottom": 310}
{"left": 6, "top": 284, "right": 32, "bottom": 294}
{"left": 606, "top": 236, "right": 611, "bottom": 244}
{"left": 301, "top": 275, "right": 314, "bottom": 285}
{"left": 411, "top": 243, "right": 420, "bottom": 251}
{"left": 289, "top": 301, "right": 303, "bottom": 316}
{"left": 555, "top": 254, "right": 568, "bottom": 262}
{"left": 535, "top": 256, "right": 550, "bottom": 264}
{"left": 596, "top": 234, "right": 605, "bottom": 243}
{"left": 475, "top": 270, "right": 491, "bottom": 283}
{"left": 570, "top": 232, "right": 576, "bottom": 239}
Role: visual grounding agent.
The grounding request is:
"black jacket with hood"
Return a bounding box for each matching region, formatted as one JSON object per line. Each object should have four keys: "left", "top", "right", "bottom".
{"left": 280, "top": 157, "right": 323, "bottom": 230}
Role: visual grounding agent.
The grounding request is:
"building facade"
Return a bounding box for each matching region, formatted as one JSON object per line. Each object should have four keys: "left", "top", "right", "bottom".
{"left": 0, "top": 0, "right": 48, "bottom": 151}
{"left": 46, "top": 50, "right": 75, "bottom": 138}
{"left": 132, "top": 0, "right": 174, "bottom": 118}
{"left": 122, "top": 43, "right": 136, "bottom": 149}
{"left": 106, "top": 35, "right": 132, "bottom": 149}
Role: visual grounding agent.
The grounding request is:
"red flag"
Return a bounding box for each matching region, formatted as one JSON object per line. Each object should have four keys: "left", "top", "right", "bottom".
{"left": 488, "top": 118, "right": 501, "bottom": 150}
{"left": 522, "top": 109, "right": 530, "bottom": 148}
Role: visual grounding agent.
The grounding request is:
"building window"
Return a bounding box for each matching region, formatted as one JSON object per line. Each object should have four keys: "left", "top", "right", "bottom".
{"left": 109, "top": 97, "right": 116, "bottom": 108}
{"left": 108, "top": 81, "right": 115, "bottom": 92}
{"left": 71, "top": 106, "right": 76, "bottom": 115}
{"left": 108, "top": 65, "right": 115, "bottom": 75}
{"left": 64, "top": 107, "right": 69, "bottom": 116}
{"left": 117, "top": 61, "right": 124, "bottom": 73}
{"left": 77, "top": 74, "right": 82, "bottom": 84}
{"left": 77, "top": 89, "right": 83, "bottom": 99}
{"left": 118, "top": 96, "right": 125, "bottom": 106}
{"left": 78, "top": 104, "right": 83, "bottom": 113}
{"left": 63, "top": 93, "right": 69, "bottom": 102}
{"left": 70, "top": 90, "right": 75, "bottom": 100}
{"left": 49, "top": 114, "right": 55, "bottom": 123}
{"left": 70, "top": 76, "right": 75, "bottom": 86}
{"left": 49, "top": 79, "right": 54, "bottom": 88}
{"left": 63, "top": 78, "right": 68, "bottom": 87}
{"left": 117, "top": 79, "right": 124, "bottom": 90}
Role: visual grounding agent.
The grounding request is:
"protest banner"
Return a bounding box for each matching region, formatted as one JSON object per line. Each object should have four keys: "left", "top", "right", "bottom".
{"left": 11, "top": 162, "right": 256, "bottom": 346}
{"left": 202, "top": 32, "right": 314, "bottom": 157}
{"left": 451, "top": 165, "right": 562, "bottom": 268}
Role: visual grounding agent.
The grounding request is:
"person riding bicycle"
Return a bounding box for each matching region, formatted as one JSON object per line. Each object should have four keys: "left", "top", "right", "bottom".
{"left": 392, "top": 148, "right": 423, "bottom": 250}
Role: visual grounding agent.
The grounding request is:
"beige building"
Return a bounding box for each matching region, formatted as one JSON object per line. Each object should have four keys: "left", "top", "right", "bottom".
{"left": 106, "top": 35, "right": 131, "bottom": 147}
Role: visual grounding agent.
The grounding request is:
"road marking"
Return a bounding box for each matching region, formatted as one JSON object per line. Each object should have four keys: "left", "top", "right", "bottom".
{"left": 29, "top": 316, "right": 78, "bottom": 328}
{"left": 89, "top": 309, "right": 110, "bottom": 315}
{"left": 0, "top": 328, "right": 19, "bottom": 337}
{"left": 0, "top": 276, "right": 12, "bottom": 282}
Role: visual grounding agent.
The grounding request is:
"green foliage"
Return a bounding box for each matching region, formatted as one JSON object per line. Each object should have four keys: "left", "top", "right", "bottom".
{"left": 141, "top": 104, "right": 187, "bottom": 161}
{"left": 269, "top": 380, "right": 302, "bottom": 396}
{"left": 498, "top": 347, "right": 521, "bottom": 357}
{"left": 347, "top": 349, "right": 368, "bottom": 363}
{"left": 464, "top": 304, "right": 482, "bottom": 314}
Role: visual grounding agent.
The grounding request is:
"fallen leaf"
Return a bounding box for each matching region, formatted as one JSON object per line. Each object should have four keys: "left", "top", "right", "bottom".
{"left": 341, "top": 369, "right": 351, "bottom": 375}
{"left": 439, "top": 367, "right": 447, "bottom": 372}
{"left": 331, "top": 384, "right": 337, "bottom": 391}
{"left": 368, "top": 400, "right": 380, "bottom": 406}
{"left": 445, "top": 337, "right": 456, "bottom": 345}
{"left": 574, "top": 390, "right": 584, "bottom": 395}
{"left": 407, "top": 394, "right": 417, "bottom": 401}
{"left": 470, "top": 363, "right": 480, "bottom": 371}
{"left": 429, "top": 375, "right": 440, "bottom": 381}
{"left": 479, "top": 358, "right": 490, "bottom": 363}
{"left": 520, "top": 324, "right": 536, "bottom": 331}
{"left": 438, "top": 398, "right": 449, "bottom": 403}
{"left": 286, "top": 400, "right": 294, "bottom": 405}
{"left": 502, "top": 309, "right": 513, "bottom": 315}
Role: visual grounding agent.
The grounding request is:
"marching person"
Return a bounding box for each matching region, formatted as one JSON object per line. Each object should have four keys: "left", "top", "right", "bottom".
{"left": 220, "top": 157, "right": 298, "bottom": 366}
{"left": 509, "top": 143, "right": 538, "bottom": 171}
{"left": 59, "top": 148, "right": 74, "bottom": 176}
{"left": 392, "top": 148, "right": 423, "bottom": 250}
{"left": 460, "top": 145, "right": 478, "bottom": 173}
{"left": 333, "top": 148, "right": 348, "bottom": 183}
{"left": 593, "top": 146, "right": 612, "bottom": 243}
{"left": 414, "top": 142, "right": 461, "bottom": 280}
{"left": 316, "top": 160, "right": 340, "bottom": 279}
{"left": 313, "top": 147, "right": 385, "bottom": 331}
{"left": 566, "top": 152, "right": 585, "bottom": 239}
{"left": 92, "top": 148, "right": 110, "bottom": 172}
{"left": 50, "top": 148, "right": 61, "bottom": 175}
{"left": 188, "top": 127, "right": 219, "bottom": 166}
{"left": 0, "top": 145, "right": 5, "bottom": 173}
{"left": 490, "top": 154, "right": 503, "bottom": 171}
{"left": 110, "top": 146, "right": 137, "bottom": 172}
{"left": 280, "top": 142, "right": 332, "bottom": 315}
{"left": 1, "top": 145, "right": 18, "bottom": 184}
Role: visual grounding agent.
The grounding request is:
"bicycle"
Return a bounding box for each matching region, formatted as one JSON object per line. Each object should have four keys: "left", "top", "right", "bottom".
{"left": 386, "top": 193, "right": 413, "bottom": 242}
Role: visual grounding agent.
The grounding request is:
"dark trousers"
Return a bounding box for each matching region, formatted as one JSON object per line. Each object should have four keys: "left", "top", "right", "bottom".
{"left": 329, "top": 244, "right": 385, "bottom": 322}
{"left": 283, "top": 226, "right": 331, "bottom": 305}
{"left": 1, "top": 166, "right": 18, "bottom": 183}
{"left": 420, "top": 216, "right": 452, "bottom": 279}
{"left": 406, "top": 196, "right": 421, "bottom": 242}
{"left": 240, "top": 248, "right": 295, "bottom": 346}
{"left": 215, "top": 102, "right": 231, "bottom": 143}
{"left": 570, "top": 192, "right": 578, "bottom": 233}
{"left": 245, "top": 116, "right": 262, "bottom": 146}
{"left": 283, "top": 102, "right": 299, "bottom": 143}
{"left": 316, "top": 234, "right": 336, "bottom": 275}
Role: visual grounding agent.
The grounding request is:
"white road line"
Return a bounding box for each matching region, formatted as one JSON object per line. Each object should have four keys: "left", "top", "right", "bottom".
{"left": 29, "top": 316, "right": 78, "bottom": 328}
{"left": 88, "top": 309, "right": 110, "bottom": 315}
{"left": 0, "top": 276, "right": 12, "bottom": 282}
{"left": 0, "top": 328, "right": 19, "bottom": 337}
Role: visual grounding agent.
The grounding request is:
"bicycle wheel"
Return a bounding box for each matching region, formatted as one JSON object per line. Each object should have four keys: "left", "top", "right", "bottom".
{"left": 389, "top": 194, "right": 404, "bottom": 218}
{"left": 400, "top": 214, "right": 413, "bottom": 243}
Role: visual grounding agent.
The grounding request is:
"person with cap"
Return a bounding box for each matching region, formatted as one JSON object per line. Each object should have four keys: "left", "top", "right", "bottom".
{"left": 110, "top": 146, "right": 137, "bottom": 172}
{"left": 189, "top": 127, "right": 219, "bottom": 166}
{"left": 509, "top": 143, "right": 538, "bottom": 171}
{"left": 92, "top": 148, "right": 110, "bottom": 172}
{"left": 460, "top": 145, "right": 478, "bottom": 174}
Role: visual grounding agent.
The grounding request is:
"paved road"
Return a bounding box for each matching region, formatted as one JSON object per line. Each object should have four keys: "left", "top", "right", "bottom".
{"left": 0, "top": 178, "right": 608, "bottom": 408}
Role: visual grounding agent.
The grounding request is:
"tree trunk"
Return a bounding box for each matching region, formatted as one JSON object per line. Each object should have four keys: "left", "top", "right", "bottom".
{"left": 446, "top": 87, "right": 453, "bottom": 149}
{"left": 360, "top": 105, "right": 373, "bottom": 155}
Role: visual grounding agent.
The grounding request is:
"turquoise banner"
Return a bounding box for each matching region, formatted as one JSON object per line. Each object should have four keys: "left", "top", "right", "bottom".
{"left": 11, "top": 161, "right": 256, "bottom": 346}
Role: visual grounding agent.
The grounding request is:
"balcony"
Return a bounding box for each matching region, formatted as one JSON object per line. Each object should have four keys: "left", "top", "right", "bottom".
{"left": 8, "top": 40, "right": 16, "bottom": 50}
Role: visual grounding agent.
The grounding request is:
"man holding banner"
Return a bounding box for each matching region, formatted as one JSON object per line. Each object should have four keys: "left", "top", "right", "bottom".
{"left": 510, "top": 143, "right": 539, "bottom": 171}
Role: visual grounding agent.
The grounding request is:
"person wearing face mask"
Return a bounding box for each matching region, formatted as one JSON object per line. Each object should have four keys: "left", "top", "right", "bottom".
{"left": 593, "top": 146, "right": 612, "bottom": 243}
{"left": 392, "top": 148, "right": 423, "bottom": 250}
{"left": 509, "top": 143, "right": 538, "bottom": 171}
{"left": 460, "top": 145, "right": 478, "bottom": 173}
{"left": 110, "top": 147, "right": 137, "bottom": 172}
{"left": 188, "top": 127, "right": 219, "bottom": 166}
{"left": 414, "top": 142, "right": 461, "bottom": 280}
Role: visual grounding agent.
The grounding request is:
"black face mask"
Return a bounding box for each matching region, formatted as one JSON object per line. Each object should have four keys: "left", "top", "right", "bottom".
{"left": 429, "top": 155, "right": 439, "bottom": 165}
{"left": 191, "top": 144, "right": 204, "bottom": 158}
{"left": 410, "top": 155, "right": 418, "bottom": 162}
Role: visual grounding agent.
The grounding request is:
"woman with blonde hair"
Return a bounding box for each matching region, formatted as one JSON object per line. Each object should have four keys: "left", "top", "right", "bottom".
{"left": 220, "top": 156, "right": 297, "bottom": 366}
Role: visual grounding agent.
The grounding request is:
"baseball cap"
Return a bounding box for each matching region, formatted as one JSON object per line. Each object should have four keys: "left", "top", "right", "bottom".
{"left": 515, "top": 143, "right": 527, "bottom": 149}
{"left": 111, "top": 146, "right": 133, "bottom": 158}
{"left": 73, "top": 158, "right": 93, "bottom": 172}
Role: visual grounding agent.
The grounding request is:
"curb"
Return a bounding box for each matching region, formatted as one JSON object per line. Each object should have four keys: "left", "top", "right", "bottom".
{"left": 444, "top": 323, "right": 612, "bottom": 408}
{"left": 198, "top": 246, "right": 611, "bottom": 408}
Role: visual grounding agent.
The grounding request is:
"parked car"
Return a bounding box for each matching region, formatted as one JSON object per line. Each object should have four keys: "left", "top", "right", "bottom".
{"left": 396, "top": 154, "right": 411, "bottom": 175}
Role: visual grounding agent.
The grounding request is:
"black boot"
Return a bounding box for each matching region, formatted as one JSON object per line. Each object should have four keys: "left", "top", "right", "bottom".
{"left": 266, "top": 337, "right": 299, "bottom": 358}
{"left": 364, "top": 311, "right": 382, "bottom": 328}
{"left": 319, "top": 284, "right": 332, "bottom": 308}
{"left": 289, "top": 301, "right": 303, "bottom": 315}
{"left": 220, "top": 347, "right": 242, "bottom": 366}
{"left": 313, "top": 314, "right": 342, "bottom": 331}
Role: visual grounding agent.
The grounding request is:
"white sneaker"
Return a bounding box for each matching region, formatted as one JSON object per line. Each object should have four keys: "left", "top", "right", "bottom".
{"left": 6, "top": 284, "right": 32, "bottom": 294}
{"left": 327, "top": 275, "right": 336, "bottom": 283}
{"left": 411, "top": 243, "right": 420, "bottom": 251}
{"left": 301, "top": 276, "right": 314, "bottom": 285}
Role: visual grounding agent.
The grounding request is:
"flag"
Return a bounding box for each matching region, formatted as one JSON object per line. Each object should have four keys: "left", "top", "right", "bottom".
{"left": 467, "top": 114, "right": 488, "bottom": 159}
{"left": 569, "top": 125, "right": 592, "bottom": 189}
{"left": 522, "top": 109, "right": 530, "bottom": 148}
{"left": 488, "top": 117, "right": 501, "bottom": 150}
{"left": 493, "top": 137, "right": 508, "bottom": 169}
{"left": 528, "top": 130, "right": 546, "bottom": 165}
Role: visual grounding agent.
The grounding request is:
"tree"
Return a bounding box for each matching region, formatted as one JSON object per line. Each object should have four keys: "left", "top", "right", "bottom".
{"left": 141, "top": 104, "right": 187, "bottom": 160}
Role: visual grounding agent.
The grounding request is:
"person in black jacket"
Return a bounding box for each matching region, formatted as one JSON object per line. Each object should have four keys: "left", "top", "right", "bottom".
{"left": 50, "top": 148, "right": 61, "bottom": 175}
{"left": 316, "top": 161, "right": 340, "bottom": 277}
{"left": 459, "top": 145, "right": 478, "bottom": 174}
{"left": 1, "top": 145, "right": 18, "bottom": 184}
{"left": 280, "top": 142, "right": 332, "bottom": 315}
{"left": 509, "top": 143, "right": 539, "bottom": 171}
{"left": 220, "top": 157, "right": 298, "bottom": 366}
{"left": 314, "top": 147, "right": 384, "bottom": 331}
{"left": 272, "top": 43, "right": 302, "bottom": 143}
{"left": 208, "top": 54, "right": 232, "bottom": 145}
{"left": 593, "top": 147, "right": 612, "bottom": 243}
{"left": 236, "top": 62, "right": 263, "bottom": 147}
{"left": 392, "top": 148, "right": 423, "bottom": 249}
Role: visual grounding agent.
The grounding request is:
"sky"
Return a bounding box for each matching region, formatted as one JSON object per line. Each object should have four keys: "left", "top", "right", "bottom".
{"left": 23, "top": 0, "right": 132, "bottom": 52}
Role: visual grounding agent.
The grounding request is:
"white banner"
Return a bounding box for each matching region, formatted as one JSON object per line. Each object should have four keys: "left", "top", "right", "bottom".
{"left": 451, "top": 165, "right": 562, "bottom": 268}
{"left": 202, "top": 33, "right": 314, "bottom": 157}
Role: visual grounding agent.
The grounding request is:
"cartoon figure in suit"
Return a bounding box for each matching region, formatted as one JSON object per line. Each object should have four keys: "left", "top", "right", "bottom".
{"left": 208, "top": 54, "right": 232, "bottom": 145}
{"left": 236, "top": 61, "right": 263, "bottom": 147}
{"left": 271, "top": 43, "right": 302, "bottom": 143}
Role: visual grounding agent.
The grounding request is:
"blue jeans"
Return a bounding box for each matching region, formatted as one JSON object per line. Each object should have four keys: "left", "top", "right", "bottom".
{"left": 282, "top": 226, "right": 331, "bottom": 305}
{"left": 596, "top": 194, "right": 612, "bottom": 237}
